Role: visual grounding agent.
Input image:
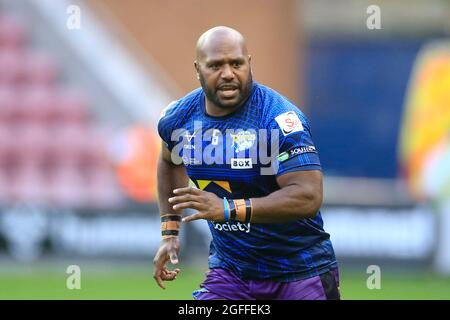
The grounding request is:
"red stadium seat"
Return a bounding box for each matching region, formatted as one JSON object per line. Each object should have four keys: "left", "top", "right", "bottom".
{"left": 55, "top": 89, "right": 89, "bottom": 125}
{"left": 0, "top": 13, "right": 122, "bottom": 209}
{"left": 0, "top": 15, "right": 27, "bottom": 50}
{"left": 0, "top": 49, "right": 25, "bottom": 85}
{"left": 0, "top": 85, "right": 17, "bottom": 123}
{"left": 0, "top": 171, "right": 11, "bottom": 204}
{"left": 13, "top": 164, "right": 48, "bottom": 204}
{"left": 0, "top": 124, "right": 20, "bottom": 175}
{"left": 85, "top": 167, "right": 123, "bottom": 208}
{"left": 47, "top": 165, "right": 87, "bottom": 208}
{"left": 47, "top": 123, "right": 90, "bottom": 167}
{"left": 15, "top": 123, "right": 53, "bottom": 168}
{"left": 17, "top": 86, "right": 56, "bottom": 123}
{"left": 78, "top": 129, "right": 110, "bottom": 170}
{"left": 17, "top": 88, "right": 89, "bottom": 126}
{"left": 23, "top": 52, "right": 58, "bottom": 86}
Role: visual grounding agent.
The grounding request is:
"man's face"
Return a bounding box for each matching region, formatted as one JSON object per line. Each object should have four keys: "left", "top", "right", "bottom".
{"left": 196, "top": 43, "right": 252, "bottom": 110}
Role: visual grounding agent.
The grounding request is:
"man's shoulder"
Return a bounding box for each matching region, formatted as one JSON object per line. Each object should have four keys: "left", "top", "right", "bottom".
{"left": 254, "top": 83, "right": 309, "bottom": 127}
{"left": 158, "top": 87, "right": 203, "bottom": 124}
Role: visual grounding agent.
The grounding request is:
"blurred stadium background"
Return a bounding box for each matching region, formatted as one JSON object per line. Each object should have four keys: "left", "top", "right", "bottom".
{"left": 0, "top": 0, "right": 449, "bottom": 300}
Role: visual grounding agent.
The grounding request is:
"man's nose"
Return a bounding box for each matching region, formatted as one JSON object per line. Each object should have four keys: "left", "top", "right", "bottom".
{"left": 221, "top": 64, "right": 235, "bottom": 80}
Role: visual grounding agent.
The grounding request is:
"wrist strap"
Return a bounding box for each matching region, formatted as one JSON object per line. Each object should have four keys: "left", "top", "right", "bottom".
{"left": 161, "top": 214, "right": 181, "bottom": 239}
{"left": 227, "top": 199, "right": 252, "bottom": 223}
{"left": 244, "top": 199, "right": 252, "bottom": 223}
{"left": 228, "top": 199, "right": 236, "bottom": 221}
{"left": 223, "top": 197, "right": 230, "bottom": 221}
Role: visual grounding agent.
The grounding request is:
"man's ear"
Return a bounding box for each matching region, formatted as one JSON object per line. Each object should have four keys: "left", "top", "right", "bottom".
{"left": 194, "top": 60, "right": 200, "bottom": 80}
{"left": 248, "top": 55, "right": 252, "bottom": 64}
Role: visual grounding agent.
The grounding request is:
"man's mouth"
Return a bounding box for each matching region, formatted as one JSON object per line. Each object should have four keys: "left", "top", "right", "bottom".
{"left": 217, "top": 85, "right": 239, "bottom": 98}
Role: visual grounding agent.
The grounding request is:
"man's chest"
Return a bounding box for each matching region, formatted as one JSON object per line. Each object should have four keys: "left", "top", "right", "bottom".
{"left": 173, "top": 121, "right": 275, "bottom": 175}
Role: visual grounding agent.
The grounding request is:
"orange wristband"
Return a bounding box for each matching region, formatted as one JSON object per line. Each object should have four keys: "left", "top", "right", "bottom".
{"left": 161, "top": 214, "right": 181, "bottom": 239}
{"left": 230, "top": 199, "right": 253, "bottom": 223}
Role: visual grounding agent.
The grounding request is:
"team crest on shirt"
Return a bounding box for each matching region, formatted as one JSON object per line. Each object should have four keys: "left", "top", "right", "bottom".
{"left": 275, "top": 111, "right": 304, "bottom": 136}
{"left": 230, "top": 131, "right": 256, "bottom": 152}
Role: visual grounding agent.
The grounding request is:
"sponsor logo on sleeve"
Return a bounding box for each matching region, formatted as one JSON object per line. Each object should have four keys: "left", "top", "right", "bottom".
{"left": 275, "top": 111, "right": 304, "bottom": 136}
{"left": 290, "top": 146, "right": 316, "bottom": 156}
{"left": 277, "top": 152, "right": 289, "bottom": 162}
{"left": 277, "top": 146, "right": 317, "bottom": 163}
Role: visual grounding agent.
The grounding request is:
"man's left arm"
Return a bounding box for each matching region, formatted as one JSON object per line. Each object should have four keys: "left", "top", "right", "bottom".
{"left": 172, "top": 109, "right": 323, "bottom": 224}
{"left": 249, "top": 170, "right": 323, "bottom": 223}
{"left": 170, "top": 169, "right": 323, "bottom": 224}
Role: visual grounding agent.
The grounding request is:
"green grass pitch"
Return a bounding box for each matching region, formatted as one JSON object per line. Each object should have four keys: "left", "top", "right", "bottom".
{"left": 0, "top": 264, "right": 449, "bottom": 300}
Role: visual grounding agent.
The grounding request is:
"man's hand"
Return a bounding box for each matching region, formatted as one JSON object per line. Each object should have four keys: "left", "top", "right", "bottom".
{"left": 168, "top": 187, "right": 224, "bottom": 223}
{"left": 153, "top": 237, "right": 181, "bottom": 289}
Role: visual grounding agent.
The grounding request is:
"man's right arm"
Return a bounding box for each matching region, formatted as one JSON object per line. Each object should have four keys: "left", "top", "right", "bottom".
{"left": 153, "top": 142, "right": 188, "bottom": 289}
{"left": 157, "top": 142, "right": 189, "bottom": 215}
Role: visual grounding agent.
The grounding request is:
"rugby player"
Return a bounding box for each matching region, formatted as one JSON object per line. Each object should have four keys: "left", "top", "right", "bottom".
{"left": 153, "top": 26, "right": 340, "bottom": 300}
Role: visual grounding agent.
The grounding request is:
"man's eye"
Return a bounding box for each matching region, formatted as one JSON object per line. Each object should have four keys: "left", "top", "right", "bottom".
{"left": 232, "top": 62, "right": 241, "bottom": 68}
{"left": 210, "top": 64, "right": 220, "bottom": 70}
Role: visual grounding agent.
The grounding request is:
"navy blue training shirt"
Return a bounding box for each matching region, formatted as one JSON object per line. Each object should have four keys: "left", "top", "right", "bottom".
{"left": 158, "top": 82, "right": 337, "bottom": 281}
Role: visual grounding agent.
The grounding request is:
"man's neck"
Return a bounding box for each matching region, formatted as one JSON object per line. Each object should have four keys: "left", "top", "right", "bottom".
{"left": 204, "top": 99, "right": 243, "bottom": 117}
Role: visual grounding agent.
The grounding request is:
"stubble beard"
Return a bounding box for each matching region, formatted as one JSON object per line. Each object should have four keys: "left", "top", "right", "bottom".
{"left": 199, "top": 72, "right": 253, "bottom": 110}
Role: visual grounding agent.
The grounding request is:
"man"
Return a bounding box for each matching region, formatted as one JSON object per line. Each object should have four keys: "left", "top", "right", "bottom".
{"left": 153, "top": 26, "right": 340, "bottom": 300}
